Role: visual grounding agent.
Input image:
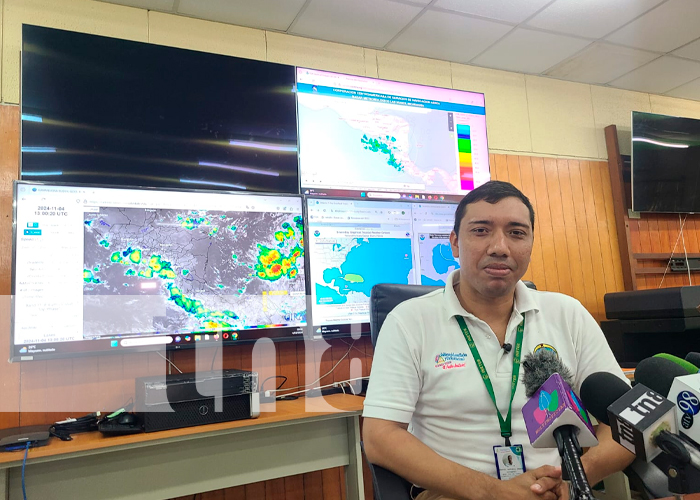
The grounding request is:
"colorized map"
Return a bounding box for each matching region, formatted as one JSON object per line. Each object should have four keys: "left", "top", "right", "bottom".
{"left": 82, "top": 208, "right": 306, "bottom": 338}
{"left": 314, "top": 238, "right": 413, "bottom": 305}
{"left": 299, "top": 95, "right": 459, "bottom": 191}
{"left": 418, "top": 234, "right": 459, "bottom": 286}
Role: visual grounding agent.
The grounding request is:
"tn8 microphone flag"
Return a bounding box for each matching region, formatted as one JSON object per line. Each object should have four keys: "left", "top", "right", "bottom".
{"left": 607, "top": 384, "right": 678, "bottom": 462}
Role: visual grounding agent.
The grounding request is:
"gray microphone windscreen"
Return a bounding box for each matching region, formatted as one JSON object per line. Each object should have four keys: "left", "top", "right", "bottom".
{"left": 521, "top": 349, "right": 574, "bottom": 398}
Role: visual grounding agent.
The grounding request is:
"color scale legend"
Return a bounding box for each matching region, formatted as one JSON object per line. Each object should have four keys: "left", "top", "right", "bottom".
{"left": 457, "top": 124, "right": 474, "bottom": 190}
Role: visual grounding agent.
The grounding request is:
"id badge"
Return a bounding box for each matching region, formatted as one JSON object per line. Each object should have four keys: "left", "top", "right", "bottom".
{"left": 493, "top": 444, "right": 526, "bottom": 480}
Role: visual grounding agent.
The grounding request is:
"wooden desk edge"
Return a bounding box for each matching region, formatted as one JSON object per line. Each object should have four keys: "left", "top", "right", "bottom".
{"left": 0, "top": 394, "right": 364, "bottom": 468}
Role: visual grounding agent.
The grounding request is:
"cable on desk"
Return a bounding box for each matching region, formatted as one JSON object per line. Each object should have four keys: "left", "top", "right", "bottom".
{"left": 22, "top": 442, "right": 29, "bottom": 500}
{"left": 272, "top": 340, "right": 356, "bottom": 396}
{"left": 50, "top": 412, "right": 101, "bottom": 441}
{"left": 158, "top": 351, "right": 183, "bottom": 374}
{"left": 210, "top": 346, "right": 220, "bottom": 371}
{"left": 340, "top": 337, "right": 372, "bottom": 358}
{"left": 276, "top": 376, "right": 369, "bottom": 399}
{"left": 260, "top": 375, "right": 288, "bottom": 394}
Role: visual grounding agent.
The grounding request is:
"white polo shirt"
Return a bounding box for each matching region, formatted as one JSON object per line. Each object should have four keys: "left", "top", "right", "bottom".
{"left": 363, "top": 270, "right": 628, "bottom": 477}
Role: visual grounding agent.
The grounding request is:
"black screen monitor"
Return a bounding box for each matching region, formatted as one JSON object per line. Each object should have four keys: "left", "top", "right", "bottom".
{"left": 632, "top": 111, "right": 700, "bottom": 213}
{"left": 12, "top": 181, "right": 307, "bottom": 361}
{"left": 21, "top": 25, "right": 299, "bottom": 194}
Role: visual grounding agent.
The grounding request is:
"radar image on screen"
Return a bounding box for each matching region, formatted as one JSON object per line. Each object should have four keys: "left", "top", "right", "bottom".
{"left": 300, "top": 97, "right": 460, "bottom": 192}
{"left": 298, "top": 68, "right": 489, "bottom": 201}
{"left": 82, "top": 208, "right": 305, "bottom": 338}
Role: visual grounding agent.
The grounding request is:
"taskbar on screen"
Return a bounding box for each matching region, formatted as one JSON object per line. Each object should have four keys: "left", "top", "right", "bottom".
{"left": 313, "top": 322, "right": 371, "bottom": 340}
{"left": 303, "top": 187, "right": 463, "bottom": 203}
{"left": 12, "top": 325, "right": 307, "bottom": 361}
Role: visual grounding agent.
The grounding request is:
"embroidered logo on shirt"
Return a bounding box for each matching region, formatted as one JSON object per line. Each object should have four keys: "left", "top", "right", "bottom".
{"left": 533, "top": 343, "right": 558, "bottom": 355}
{"left": 434, "top": 352, "right": 467, "bottom": 370}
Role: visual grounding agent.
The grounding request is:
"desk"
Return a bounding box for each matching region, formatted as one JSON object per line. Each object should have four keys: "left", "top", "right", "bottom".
{"left": 0, "top": 394, "right": 365, "bottom": 500}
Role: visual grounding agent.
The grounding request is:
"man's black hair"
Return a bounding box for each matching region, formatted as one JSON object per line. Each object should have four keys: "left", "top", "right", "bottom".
{"left": 453, "top": 181, "right": 535, "bottom": 235}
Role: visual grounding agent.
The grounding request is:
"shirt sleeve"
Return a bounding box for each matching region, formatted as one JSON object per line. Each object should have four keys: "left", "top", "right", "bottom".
{"left": 362, "top": 311, "right": 422, "bottom": 424}
{"left": 570, "top": 300, "right": 631, "bottom": 393}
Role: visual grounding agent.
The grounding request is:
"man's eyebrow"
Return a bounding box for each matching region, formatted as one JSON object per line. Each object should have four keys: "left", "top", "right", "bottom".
{"left": 466, "top": 220, "right": 530, "bottom": 229}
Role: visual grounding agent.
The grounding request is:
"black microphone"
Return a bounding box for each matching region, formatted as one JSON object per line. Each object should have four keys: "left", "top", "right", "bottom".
{"left": 502, "top": 343, "right": 512, "bottom": 353}
{"left": 581, "top": 372, "right": 700, "bottom": 496}
{"left": 580, "top": 372, "right": 631, "bottom": 426}
{"left": 686, "top": 352, "right": 700, "bottom": 370}
{"left": 634, "top": 356, "right": 693, "bottom": 397}
{"left": 521, "top": 350, "right": 595, "bottom": 500}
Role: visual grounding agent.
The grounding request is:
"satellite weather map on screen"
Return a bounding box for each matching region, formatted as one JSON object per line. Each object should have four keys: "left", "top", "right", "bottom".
{"left": 12, "top": 182, "right": 306, "bottom": 360}
{"left": 297, "top": 68, "right": 490, "bottom": 202}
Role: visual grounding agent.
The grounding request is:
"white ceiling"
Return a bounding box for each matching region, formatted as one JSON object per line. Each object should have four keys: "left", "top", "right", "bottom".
{"left": 100, "top": 0, "right": 700, "bottom": 101}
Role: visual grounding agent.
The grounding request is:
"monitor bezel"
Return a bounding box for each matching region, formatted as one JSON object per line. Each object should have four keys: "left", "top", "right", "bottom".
{"left": 10, "top": 180, "right": 310, "bottom": 362}
{"left": 295, "top": 66, "right": 490, "bottom": 202}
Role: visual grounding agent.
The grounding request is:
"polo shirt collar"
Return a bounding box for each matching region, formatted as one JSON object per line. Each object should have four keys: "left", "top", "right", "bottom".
{"left": 443, "top": 270, "right": 540, "bottom": 321}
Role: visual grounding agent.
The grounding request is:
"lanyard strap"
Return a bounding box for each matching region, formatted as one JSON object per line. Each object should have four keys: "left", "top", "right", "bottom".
{"left": 456, "top": 316, "right": 524, "bottom": 446}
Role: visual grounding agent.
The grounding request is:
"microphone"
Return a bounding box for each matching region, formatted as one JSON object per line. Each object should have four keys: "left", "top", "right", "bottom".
{"left": 634, "top": 356, "right": 693, "bottom": 397}
{"left": 580, "top": 372, "right": 679, "bottom": 461}
{"left": 668, "top": 373, "right": 700, "bottom": 448}
{"left": 685, "top": 352, "right": 700, "bottom": 370}
{"left": 580, "top": 372, "right": 631, "bottom": 426}
{"left": 653, "top": 353, "right": 699, "bottom": 375}
{"left": 581, "top": 372, "right": 700, "bottom": 496}
{"left": 521, "top": 350, "right": 596, "bottom": 500}
{"left": 502, "top": 343, "right": 512, "bottom": 353}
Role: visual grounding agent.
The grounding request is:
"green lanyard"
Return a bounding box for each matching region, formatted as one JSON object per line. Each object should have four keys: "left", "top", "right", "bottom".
{"left": 456, "top": 316, "right": 524, "bottom": 446}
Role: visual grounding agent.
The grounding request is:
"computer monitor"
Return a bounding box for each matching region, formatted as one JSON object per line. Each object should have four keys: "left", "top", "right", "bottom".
{"left": 411, "top": 203, "right": 459, "bottom": 286}
{"left": 21, "top": 25, "right": 299, "bottom": 194}
{"left": 306, "top": 198, "right": 415, "bottom": 337}
{"left": 12, "top": 181, "right": 307, "bottom": 361}
{"left": 297, "top": 68, "right": 490, "bottom": 202}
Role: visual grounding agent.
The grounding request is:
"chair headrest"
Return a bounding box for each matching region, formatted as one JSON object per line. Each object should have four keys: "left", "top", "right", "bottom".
{"left": 368, "top": 280, "right": 537, "bottom": 347}
{"left": 369, "top": 284, "right": 442, "bottom": 347}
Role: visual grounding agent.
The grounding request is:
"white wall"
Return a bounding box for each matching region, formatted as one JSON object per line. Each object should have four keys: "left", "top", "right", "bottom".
{"left": 4, "top": 0, "right": 700, "bottom": 160}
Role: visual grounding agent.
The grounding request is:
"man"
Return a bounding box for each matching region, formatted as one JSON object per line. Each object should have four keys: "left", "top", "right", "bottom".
{"left": 363, "top": 181, "right": 634, "bottom": 500}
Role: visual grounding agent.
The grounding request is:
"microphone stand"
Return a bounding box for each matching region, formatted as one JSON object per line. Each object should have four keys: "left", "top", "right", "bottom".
{"left": 553, "top": 425, "right": 594, "bottom": 500}
{"left": 652, "top": 431, "right": 700, "bottom": 500}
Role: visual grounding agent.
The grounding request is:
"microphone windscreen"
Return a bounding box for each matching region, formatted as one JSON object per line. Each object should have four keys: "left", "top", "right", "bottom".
{"left": 653, "top": 353, "right": 699, "bottom": 374}
{"left": 580, "top": 372, "right": 630, "bottom": 426}
{"left": 522, "top": 349, "right": 574, "bottom": 398}
{"left": 634, "top": 356, "right": 692, "bottom": 397}
{"left": 685, "top": 352, "right": 700, "bottom": 370}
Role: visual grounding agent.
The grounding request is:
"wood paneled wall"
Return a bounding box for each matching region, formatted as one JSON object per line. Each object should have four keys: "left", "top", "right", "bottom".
{"left": 1, "top": 104, "right": 631, "bottom": 499}
{"left": 629, "top": 213, "right": 700, "bottom": 290}
{"left": 489, "top": 154, "right": 625, "bottom": 321}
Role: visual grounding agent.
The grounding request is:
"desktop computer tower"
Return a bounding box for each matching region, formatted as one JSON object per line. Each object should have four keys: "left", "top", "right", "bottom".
{"left": 135, "top": 369, "right": 260, "bottom": 433}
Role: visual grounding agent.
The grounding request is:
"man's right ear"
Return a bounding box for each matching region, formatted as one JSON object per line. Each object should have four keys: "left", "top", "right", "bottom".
{"left": 449, "top": 230, "right": 459, "bottom": 258}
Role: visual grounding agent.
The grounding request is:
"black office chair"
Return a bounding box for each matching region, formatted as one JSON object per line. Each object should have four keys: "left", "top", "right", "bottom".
{"left": 364, "top": 284, "right": 441, "bottom": 500}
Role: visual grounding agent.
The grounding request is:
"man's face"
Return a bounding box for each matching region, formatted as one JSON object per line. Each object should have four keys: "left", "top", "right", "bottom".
{"left": 449, "top": 197, "right": 533, "bottom": 299}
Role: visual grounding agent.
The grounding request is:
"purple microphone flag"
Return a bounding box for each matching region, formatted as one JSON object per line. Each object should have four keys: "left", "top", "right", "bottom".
{"left": 522, "top": 373, "right": 598, "bottom": 448}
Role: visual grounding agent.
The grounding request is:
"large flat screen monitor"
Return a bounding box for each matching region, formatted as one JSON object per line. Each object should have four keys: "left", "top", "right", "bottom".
{"left": 21, "top": 25, "right": 299, "bottom": 194}
{"left": 308, "top": 198, "right": 415, "bottom": 337}
{"left": 297, "top": 68, "right": 490, "bottom": 202}
{"left": 411, "top": 203, "right": 459, "bottom": 286}
{"left": 632, "top": 111, "right": 700, "bottom": 213}
{"left": 12, "top": 182, "right": 307, "bottom": 361}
